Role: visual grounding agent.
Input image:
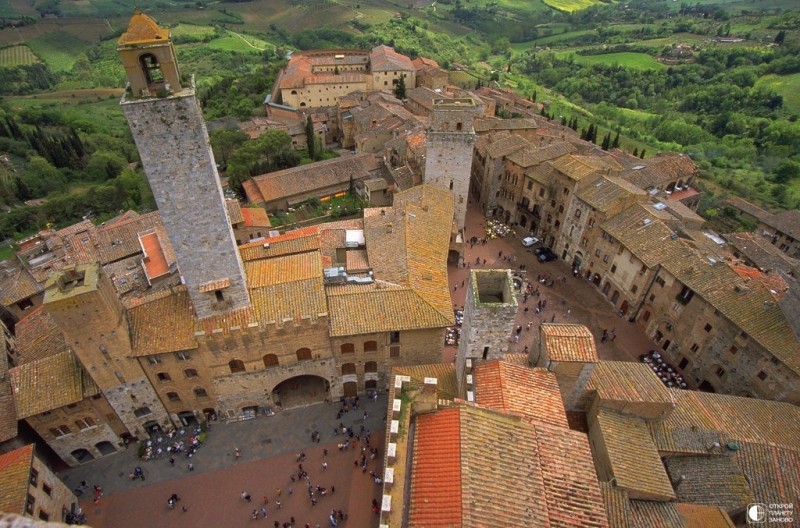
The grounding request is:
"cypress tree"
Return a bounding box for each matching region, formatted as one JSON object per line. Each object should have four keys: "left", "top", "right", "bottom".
{"left": 591, "top": 125, "right": 598, "bottom": 144}
{"left": 633, "top": 147, "right": 639, "bottom": 157}
{"left": 305, "top": 115, "right": 315, "bottom": 160}
{"left": 611, "top": 131, "right": 620, "bottom": 149}
{"left": 640, "top": 148, "right": 646, "bottom": 159}
{"left": 560, "top": 116, "right": 567, "bottom": 126}
{"left": 601, "top": 132, "right": 610, "bottom": 151}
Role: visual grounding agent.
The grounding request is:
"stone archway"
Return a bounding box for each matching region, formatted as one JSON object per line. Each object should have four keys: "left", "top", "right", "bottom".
{"left": 272, "top": 375, "right": 329, "bottom": 409}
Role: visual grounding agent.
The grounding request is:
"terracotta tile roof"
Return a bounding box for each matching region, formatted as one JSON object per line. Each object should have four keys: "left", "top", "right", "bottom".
{"left": 249, "top": 277, "right": 327, "bottom": 325}
{"left": 0, "top": 444, "right": 34, "bottom": 515}
{"left": 408, "top": 408, "right": 463, "bottom": 527}
{"left": 14, "top": 306, "right": 69, "bottom": 365}
{"left": 620, "top": 153, "right": 698, "bottom": 190}
{"left": 769, "top": 209, "right": 800, "bottom": 239}
{"left": 474, "top": 360, "right": 569, "bottom": 428}
{"left": 345, "top": 249, "right": 369, "bottom": 273}
{"left": 94, "top": 211, "right": 166, "bottom": 264}
{"left": 128, "top": 287, "right": 198, "bottom": 356}
{"left": 406, "top": 86, "right": 438, "bottom": 112}
{"left": 593, "top": 409, "right": 676, "bottom": 501}
{"left": 549, "top": 154, "right": 622, "bottom": 182}
{"left": 370, "top": 45, "right": 414, "bottom": 72}
{"left": 226, "top": 199, "right": 245, "bottom": 225}
{"left": 730, "top": 263, "right": 788, "bottom": 298}
{"left": 244, "top": 154, "right": 383, "bottom": 205}
{"left": 239, "top": 227, "right": 320, "bottom": 262}
{"left": 506, "top": 141, "right": 577, "bottom": 168}
{"left": 118, "top": 10, "right": 169, "bottom": 45}
{"left": 245, "top": 251, "right": 322, "bottom": 288}
{"left": 241, "top": 206, "right": 271, "bottom": 228}
{"left": 663, "top": 456, "right": 753, "bottom": 510}
{"left": 0, "top": 264, "right": 42, "bottom": 306}
{"left": 577, "top": 176, "right": 648, "bottom": 214}
{"left": 139, "top": 230, "right": 170, "bottom": 280}
{"left": 724, "top": 232, "right": 800, "bottom": 274}
{"left": 534, "top": 421, "right": 610, "bottom": 528}
{"left": 481, "top": 131, "right": 530, "bottom": 159}
{"left": 198, "top": 277, "right": 231, "bottom": 293}
{"left": 540, "top": 323, "right": 598, "bottom": 363}
{"left": 674, "top": 504, "right": 735, "bottom": 528}
{"left": 734, "top": 442, "right": 800, "bottom": 509}
{"left": 724, "top": 197, "right": 772, "bottom": 221}
{"left": 649, "top": 389, "right": 800, "bottom": 453}
{"left": 57, "top": 219, "right": 93, "bottom": 238}
{"left": 9, "top": 350, "right": 85, "bottom": 418}
{"left": 659, "top": 251, "right": 800, "bottom": 375}
{"left": 586, "top": 361, "right": 673, "bottom": 407}
{"left": 601, "top": 203, "right": 691, "bottom": 268}
{"left": 473, "top": 117, "right": 538, "bottom": 133}
{"left": 599, "top": 483, "right": 630, "bottom": 528}
{"left": 628, "top": 500, "right": 687, "bottom": 528}
{"left": 0, "top": 340, "right": 17, "bottom": 442}
{"left": 63, "top": 230, "right": 101, "bottom": 265}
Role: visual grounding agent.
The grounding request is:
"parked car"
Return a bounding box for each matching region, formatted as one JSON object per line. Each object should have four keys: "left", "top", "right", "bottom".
{"left": 522, "top": 236, "right": 539, "bottom": 247}
{"left": 537, "top": 248, "right": 557, "bottom": 262}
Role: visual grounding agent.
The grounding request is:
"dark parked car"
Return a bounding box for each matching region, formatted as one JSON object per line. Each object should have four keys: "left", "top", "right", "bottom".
{"left": 537, "top": 248, "right": 557, "bottom": 262}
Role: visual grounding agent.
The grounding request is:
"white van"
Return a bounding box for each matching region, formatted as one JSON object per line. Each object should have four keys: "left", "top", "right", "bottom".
{"left": 522, "top": 236, "right": 539, "bottom": 247}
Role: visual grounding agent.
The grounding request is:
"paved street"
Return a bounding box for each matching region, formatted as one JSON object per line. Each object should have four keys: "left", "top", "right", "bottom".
{"left": 60, "top": 396, "right": 387, "bottom": 528}
{"left": 444, "top": 200, "right": 655, "bottom": 365}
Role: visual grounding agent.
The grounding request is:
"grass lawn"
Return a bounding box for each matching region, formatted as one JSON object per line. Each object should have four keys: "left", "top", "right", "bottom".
{"left": 4, "top": 96, "right": 127, "bottom": 135}
{"left": 571, "top": 52, "right": 665, "bottom": 70}
{"left": 541, "top": 0, "right": 603, "bottom": 12}
{"left": 0, "top": 45, "right": 39, "bottom": 67}
{"left": 208, "top": 34, "right": 271, "bottom": 53}
{"left": 510, "top": 29, "right": 596, "bottom": 50}
{"left": 756, "top": 73, "right": 800, "bottom": 115}
{"left": 170, "top": 23, "right": 216, "bottom": 39}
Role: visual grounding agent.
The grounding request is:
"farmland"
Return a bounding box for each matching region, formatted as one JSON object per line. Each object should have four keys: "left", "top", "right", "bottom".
{"left": 27, "top": 31, "right": 89, "bottom": 71}
{"left": 542, "top": 0, "right": 603, "bottom": 13}
{"left": 570, "top": 52, "right": 665, "bottom": 70}
{"left": 756, "top": 73, "right": 800, "bottom": 115}
{"left": 0, "top": 45, "right": 39, "bottom": 67}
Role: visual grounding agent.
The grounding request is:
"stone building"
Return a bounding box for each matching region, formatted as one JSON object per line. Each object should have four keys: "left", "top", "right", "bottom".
{"left": 456, "top": 269, "right": 518, "bottom": 392}
{"left": 424, "top": 97, "right": 483, "bottom": 236}
{"left": 118, "top": 11, "right": 250, "bottom": 320}
{"left": 227, "top": 200, "right": 271, "bottom": 246}
{"left": 726, "top": 197, "right": 800, "bottom": 258}
{"left": 0, "top": 444, "right": 78, "bottom": 523}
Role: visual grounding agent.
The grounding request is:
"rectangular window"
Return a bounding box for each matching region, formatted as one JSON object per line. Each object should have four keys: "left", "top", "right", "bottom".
{"left": 595, "top": 249, "right": 601, "bottom": 257}
{"left": 29, "top": 468, "right": 38, "bottom": 487}
{"left": 655, "top": 276, "right": 666, "bottom": 288}
{"left": 704, "top": 323, "right": 712, "bottom": 332}
{"left": 42, "top": 483, "right": 52, "bottom": 497}
{"left": 757, "top": 371, "right": 767, "bottom": 381}
{"left": 690, "top": 343, "right": 699, "bottom": 353}
{"left": 649, "top": 294, "right": 655, "bottom": 302}
{"left": 527, "top": 181, "right": 533, "bottom": 190}
{"left": 603, "top": 255, "right": 609, "bottom": 263}
{"left": 147, "top": 356, "right": 161, "bottom": 365}
{"left": 610, "top": 265, "right": 617, "bottom": 274}
{"left": 175, "top": 352, "right": 191, "bottom": 361}
{"left": 770, "top": 356, "right": 779, "bottom": 365}
{"left": 38, "top": 510, "right": 49, "bottom": 521}
{"left": 25, "top": 494, "right": 34, "bottom": 515}
{"left": 194, "top": 388, "right": 208, "bottom": 398}
{"left": 715, "top": 367, "right": 725, "bottom": 377}
{"left": 588, "top": 219, "right": 595, "bottom": 228}
{"left": 729, "top": 346, "right": 738, "bottom": 355}
{"left": 631, "top": 284, "right": 638, "bottom": 294}
{"left": 390, "top": 331, "right": 400, "bottom": 344}
{"left": 390, "top": 346, "right": 400, "bottom": 358}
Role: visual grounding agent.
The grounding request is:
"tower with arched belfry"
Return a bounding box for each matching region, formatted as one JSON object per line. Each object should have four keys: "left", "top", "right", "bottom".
{"left": 117, "top": 11, "right": 250, "bottom": 319}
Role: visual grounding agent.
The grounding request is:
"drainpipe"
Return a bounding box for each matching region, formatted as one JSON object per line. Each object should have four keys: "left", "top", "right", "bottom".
{"left": 631, "top": 263, "right": 661, "bottom": 322}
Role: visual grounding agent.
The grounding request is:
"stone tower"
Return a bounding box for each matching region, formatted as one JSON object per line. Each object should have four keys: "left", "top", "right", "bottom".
{"left": 424, "top": 97, "right": 481, "bottom": 235}
{"left": 44, "top": 264, "right": 172, "bottom": 436}
{"left": 456, "top": 269, "right": 518, "bottom": 393}
{"left": 118, "top": 11, "right": 250, "bottom": 319}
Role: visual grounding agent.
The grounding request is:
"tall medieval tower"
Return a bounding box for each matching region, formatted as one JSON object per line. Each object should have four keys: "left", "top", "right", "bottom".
{"left": 117, "top": 11, "right": 250, "bottom": 319}
{"left": 424, "top": 98, "right": 482, "bottom": 235}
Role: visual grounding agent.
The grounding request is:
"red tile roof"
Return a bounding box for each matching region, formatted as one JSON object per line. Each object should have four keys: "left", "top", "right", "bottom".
{"left": 409, "top": 408, "right": 463, "bottom": 527}
{"left": 0, "top": 444, "right": 34, "bottom": 515}
{"left": 139, "top": 231, "right": 170, "bottom": 280}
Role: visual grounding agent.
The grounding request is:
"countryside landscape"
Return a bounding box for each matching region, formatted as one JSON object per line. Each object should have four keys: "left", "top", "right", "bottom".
{"left": 0, "top": 0, "right": 798, "bottom": 253}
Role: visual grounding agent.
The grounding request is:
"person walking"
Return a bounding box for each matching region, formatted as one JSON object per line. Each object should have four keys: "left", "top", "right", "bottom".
{"left": 234, "top": 447, "right": 241, "bottom": 460}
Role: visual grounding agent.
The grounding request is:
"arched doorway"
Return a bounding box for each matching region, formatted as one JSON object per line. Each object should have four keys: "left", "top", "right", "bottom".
{"left": 698, "top": 380, "right": 716, "bottom": 393}
{"left": 572, "top": 252, "right": 583, "bottom": 270}
{"left": 592, "top": 273, "right": 601, "bottom": 286}
{"left": 203, "top": 408, "right": 218, "bottom": 421}
{"left": 143, "top": 420, "right": 162, "bottom": 437}
{"left": 95, "top": 441, "right": 116, "bottom": 456}
{"left": 71, "top": 449, "right": 94, "bottom": 464}
{"left": 619, "top": 300, "right": 629, "bottom": 314}
{"left": 178, "top": 411, "right": 199, "bottom": 427}
{"left": 519, "top": 215, "right": 527, "bottom": 228}
{"left": 343, "top": 381, "right": 357, "bottom": 397}
{"left": 611, "top": 290, "right": 620, "bottom": 304}
{"left": 272, "top": 375, "right": 329, "bottom": 409}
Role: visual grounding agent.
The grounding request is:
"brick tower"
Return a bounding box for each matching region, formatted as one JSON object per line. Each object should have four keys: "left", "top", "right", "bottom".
{"left": 117, "top": 11, "right": 250, "bottom": 319}
{"left": 44, "top": 264, "right": 172, "bottom": 436}
{"left": 424, "top": 97, "right": 482, "bottom": 235}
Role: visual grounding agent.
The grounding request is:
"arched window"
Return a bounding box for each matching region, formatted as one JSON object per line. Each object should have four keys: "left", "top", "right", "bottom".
{"left": 139, "top": 53, "right": 164, "bottom": 85}
{"left": 263, "top": 354, "right": 279, "bottom": 368}
{"left": 364, "top": 341, "right": 377, "bottom": 353}
{"left": 228, "top": 359, "right": 245, "bottom": 374}
{"left": 341, "top": 343, "right": 355, "bottom": 354}
{"left": 341, "top": 363, "right": 356, "bottom": 375}
{"left": 296, "top": 348, "right": 312, "bottom": 361}
{"left": 365, "top": 361, "right": 378, "bottom": 373}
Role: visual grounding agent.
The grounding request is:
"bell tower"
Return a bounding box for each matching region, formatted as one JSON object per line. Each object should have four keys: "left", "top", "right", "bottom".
{"left": 118, "top": 11, "right": 251, "bottom": 319}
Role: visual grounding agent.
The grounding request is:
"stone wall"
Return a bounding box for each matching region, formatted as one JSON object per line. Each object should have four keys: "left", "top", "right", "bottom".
{"left": 122, "top": 86, "right": 250, "bottom": 319}
{"left": 30, "top": 452, "right": 79, "bottom": 521}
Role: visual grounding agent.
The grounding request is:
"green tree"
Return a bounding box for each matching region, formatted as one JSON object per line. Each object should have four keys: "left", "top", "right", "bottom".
{"left": 20, "top": 157, "right": 66, "bottom": 197}
{"left": 85, "top": 151, "right": 127, "bottom": 182}
{"left": 393, "top": 74, "right": 407, "bottom": 100}
{"left": 305, "top": 115, "right": 316, "bottom": 161}
{"left": 210, "top": 129, "right": 248, "bottom": 166}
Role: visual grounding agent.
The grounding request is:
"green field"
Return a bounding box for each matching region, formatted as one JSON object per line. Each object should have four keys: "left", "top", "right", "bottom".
{"left": 4, "top": 96, "right": 127, "bottom": 135}
{"left": 27, "top": 31, "right": 89, "bottom": 71}
{"left": 756, "top": 73, "right": 800, "bottom": 115}
{"left": 0, "top": 45, "right": 39, "bottom": 67}
{"left": 207, "top": 33, "right": 271, "bottom": 53}
{"left": 170, "top": 23, "right": 216, "bottom": 39}
{"left": 571, "top": 52, "right": 665, "bottom": 70}
{"left": 542, "top": 0, "right": 603, "bottom": 12}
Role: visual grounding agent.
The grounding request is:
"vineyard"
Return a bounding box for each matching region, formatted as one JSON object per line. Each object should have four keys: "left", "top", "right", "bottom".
{"left": 0, "top": 45, "right": 39, "bottom": 67}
